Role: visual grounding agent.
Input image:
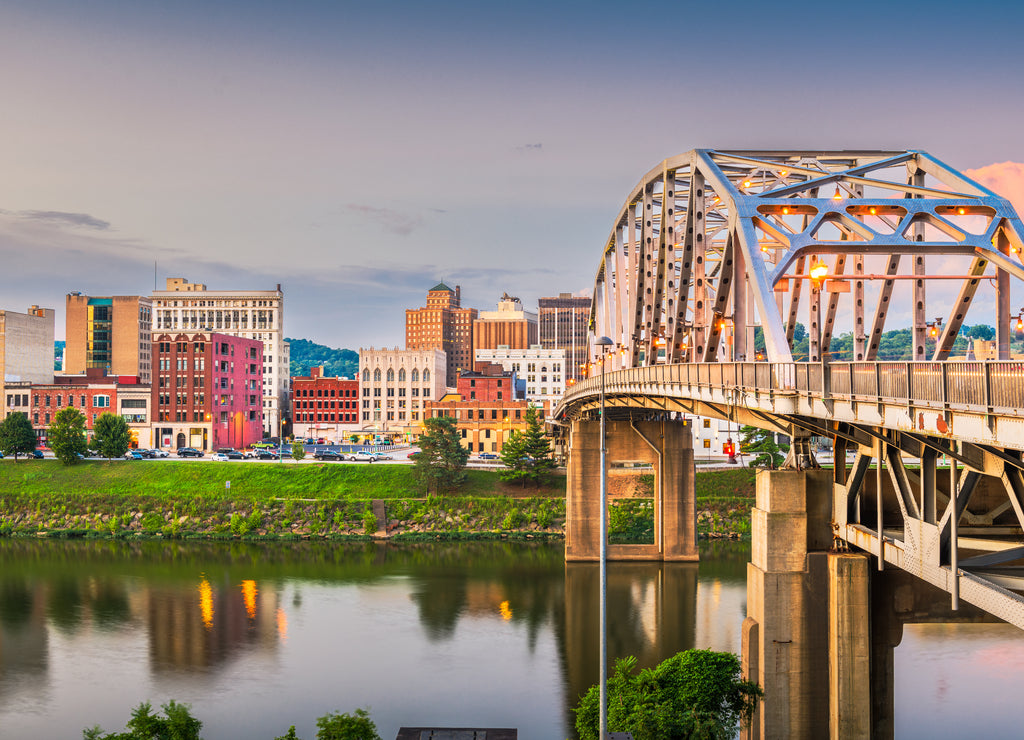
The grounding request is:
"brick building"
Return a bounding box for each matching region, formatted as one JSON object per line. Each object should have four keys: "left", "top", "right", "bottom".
{"left": 64, "top": 293, "right": 153, "bottom": 384}
{"left": 358, "top": 347, "right": 446, "bottom": 441}
{"left": 472, "top": 293, "right": 538, "bottom": 357}
{"left": 426, "top": 365, "right": 547, "bottom": 455}
{"left": 405, "top": 283, "right": 477, "bottom": 388}
{"left": 291, "top": 366, "right": 360, "bottom": 442}
{"left": 151, "top": 332, "right": 263, "bottom": 451}
{"left": 30, "top": 369, "right": 131, "bottom": 443}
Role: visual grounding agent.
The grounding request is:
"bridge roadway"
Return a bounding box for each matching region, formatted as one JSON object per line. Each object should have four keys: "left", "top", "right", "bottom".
{"left": 555, "top": 359, "right": 1024, "bottom": 629}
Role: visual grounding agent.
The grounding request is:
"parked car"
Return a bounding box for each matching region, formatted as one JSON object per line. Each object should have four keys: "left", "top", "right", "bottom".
{"left": 478, "top": 452, "right": 499, "bottom": 460}
{"left": 408, "top": 451, "right": 422, "bottom": 461}
{"left": 313, "top": 450, "right": 347, "bottom": 462}
{"left": 216, "top": 448, "right": 244, "bottom": 460}
{"left": 212, "top": 453, "right": 230, "bottom": 461}
{"left": 30, "top": 450, "right": 45, "bottom": 459}
{"left": 352, "top": 450, "right": 377, "bottom": 462}
{"left": 371, "top": 451, "right": 393, "bottom": 461}
{"left": 177, "top": 447, "right": 204, "bottom": 458}
{"left": 254, "top": 449, "right": 278, "bottom": 460}
{"left": 124, "top": 450, "right": 145, "bottom": 460}
{"left": 149, "top": 448, "right": 170, "bottom": 458}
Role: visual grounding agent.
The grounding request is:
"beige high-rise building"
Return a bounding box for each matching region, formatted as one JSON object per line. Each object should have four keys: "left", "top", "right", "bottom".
{"left": 64, "top": 294, "right": 153, "bottom": 383}
{"left": 472, "top": 293, "right": 538, "bottom": 357}
{"left": 405, "top": 283, "right": 477, "bottom": 388}
{"left": 358, "top": 347, "right": 446, "bottom": 440}
{"left": 1, "top": 305, "right": 55, "bottom": 422}
{"left": 151, "top": 278, "right": 288, "bottom": 437}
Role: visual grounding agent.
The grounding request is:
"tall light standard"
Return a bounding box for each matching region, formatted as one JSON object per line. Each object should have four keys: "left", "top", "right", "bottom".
{"left": 595, "top": 334, "right": 614, "bottom": 740}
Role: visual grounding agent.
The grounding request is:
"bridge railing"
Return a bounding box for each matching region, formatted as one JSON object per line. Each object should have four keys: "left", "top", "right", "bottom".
{"left": 562, "top": 360, "right": 1024, "bottom": 417}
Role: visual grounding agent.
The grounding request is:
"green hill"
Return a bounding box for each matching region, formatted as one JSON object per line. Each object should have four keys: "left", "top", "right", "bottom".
{"left": 287, "top": 338, "right": 359, "bottom": 379}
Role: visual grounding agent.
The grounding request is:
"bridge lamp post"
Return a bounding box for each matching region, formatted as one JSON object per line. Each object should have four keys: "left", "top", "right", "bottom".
{"left": 595, "top": 334, "right": 614, "bottom": 740}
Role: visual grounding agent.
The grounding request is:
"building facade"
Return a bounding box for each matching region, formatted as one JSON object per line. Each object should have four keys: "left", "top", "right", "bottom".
{"left": 358, "top": 347, "right": 446, "bottom": 440}
{"left": 151, "top": 278, "right": 287, "bottom": 436}
{"left": 30, "top": 369, "right": 129, "bottom": 442}
{"left": 426, "top": 368, "right": 548, "bottom": 455}
{"left": 64, "top": 293, "right": 153, "bottom": 384}
{"left": 405, "top": 283, "right": 477, "bottom": 388}
{"left": 472, "top": 293, "right": 538, "bottom": 357}
{"left": 474, "top": 345, "right": 565, "bottom": 406}
{"left": 539, "top": 293, "right": 590, "bottom": 382}
{"left": 0, "top": 305, "right": 56, "bottom": 423}
{"left": 291, "top": 366, "right": 360, "bottom": 442}
{"left": 151, "top": 332, "right": 263, "bottom": 451}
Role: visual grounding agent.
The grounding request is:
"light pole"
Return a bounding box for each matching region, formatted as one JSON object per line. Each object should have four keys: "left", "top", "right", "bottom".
{"left": 595, "top": 334, "right": 614, "bottom": 740}
{"left": 279, "top": 414, "right": 284, "bottom": 463}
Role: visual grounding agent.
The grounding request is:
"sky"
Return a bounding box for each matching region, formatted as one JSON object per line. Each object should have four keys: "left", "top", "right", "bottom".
{"left": 3, "top": 0, "right": 1024, "bottom": 349}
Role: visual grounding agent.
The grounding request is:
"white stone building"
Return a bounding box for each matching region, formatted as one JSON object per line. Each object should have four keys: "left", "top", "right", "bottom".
{"left": 151, "top": 278, "right": 288, "bottom": 436}
{"left": 474, "top": 344, "right": 566, "bottom": 406}
{"left": 1, "top": 305, "right": 56, "bottom": 422}
{"left": 358, "top": 347, "right": 446, "bottom": 440}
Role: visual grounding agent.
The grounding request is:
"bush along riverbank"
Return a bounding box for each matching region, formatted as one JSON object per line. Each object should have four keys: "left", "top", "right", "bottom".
{"left": 0, "top": 461, "right": 755, "bottom": 541}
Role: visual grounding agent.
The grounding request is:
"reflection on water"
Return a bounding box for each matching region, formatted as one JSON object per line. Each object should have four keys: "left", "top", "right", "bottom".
{"left": 1, "top": 538, "right": 1020, "bottom": 739}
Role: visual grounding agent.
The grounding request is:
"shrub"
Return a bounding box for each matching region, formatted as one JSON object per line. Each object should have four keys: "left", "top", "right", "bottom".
{"left": 362, "top": 510, "right": 378, "bottom": 534}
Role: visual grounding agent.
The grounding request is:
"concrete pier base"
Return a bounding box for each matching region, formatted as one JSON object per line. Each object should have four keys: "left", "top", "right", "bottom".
{"left": 829, "top": 552, "right": 871, "bottom": 740}
{"left": 565, "top": 418, "right": 696, "bottom": 562}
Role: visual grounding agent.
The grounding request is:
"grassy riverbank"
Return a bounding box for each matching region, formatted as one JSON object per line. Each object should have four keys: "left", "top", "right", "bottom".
{"left": 0, "top": 460, "right": 755, "bottom": 540}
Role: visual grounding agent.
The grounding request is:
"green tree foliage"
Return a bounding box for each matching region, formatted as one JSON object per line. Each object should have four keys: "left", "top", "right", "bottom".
{"left": 500, "top": 406, "right": 556, "bottom": 485}
{"left": 89, "top": 412, "right": 132, "bottom": 460}
{"left": 83, "top": 700, "right": 202, "bottom": 740}
{"left": 49, "top": 407, "right": 87, "bottom": 465}
{"left": 0, "top": 412, "right": 36, "bottom": 460}
{"left": 54, "top": 340, "right": 66, "bottom": 371}
{"left": 287, "top": 338, "right": 359, "bottom": 379}
{"left": 273, "top": 728, "right": 300, "bottom": 740}
{"left": 740, "top": 425, "right": 786, "bottom": 469}
{"left": 414, "top": 415, "right": 469, "bottom": 493}
{"left": 575, "top": 650, "right": 761, "bottom": 740}
{"left": 291, "top": 441, "right": 307, "bottom": 461}
{"left": 315, "top": 708, "right": 382, "bottom": 740}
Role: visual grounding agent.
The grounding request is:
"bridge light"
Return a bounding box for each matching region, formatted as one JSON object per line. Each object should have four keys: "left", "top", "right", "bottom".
{"left": 869, "top": 207, "right": 877, "bottom": 215}
{"left": 743, "top": 180, "right": 751, "bottom": 188}
{"left": 779, "top": 170, "right": 787, "bottom": 177}
{"left": 782, "top": 207, "right": 789, "bottom": 215}
{"left": 832, "top": 185, "right": 843, "bottom": 200}
{"left": 809, "top": 258, "right": 828, "bottom": 284}
{"left": 958, "top": 207, "right": 966, "bottom": 215}
{"left": 1016, "top": 315, "right": 1023, "bottom": 333}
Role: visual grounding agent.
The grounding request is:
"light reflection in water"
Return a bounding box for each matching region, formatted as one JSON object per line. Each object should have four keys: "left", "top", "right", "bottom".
{"left": 241, "top": 579, "right": 258, "bottom": 620}
{"left": 198, "top": 576, "right": 213, "bottom": 630}
{"left": 276, "top": 607, "right": 288, "bottom": 642}
{"left": 499, "top": 600, "right": 513, "bottom": 621}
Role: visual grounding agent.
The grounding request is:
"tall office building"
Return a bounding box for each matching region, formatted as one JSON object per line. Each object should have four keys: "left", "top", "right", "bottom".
{"left": 151, "top": 278, "right": 287, "bottom": 436}
{"left": 405, "top": 283, "right": 477, "bottom": 388}
{"left": 0, "top": 305, "right": 56, "bottom": 422}
{"left": 472, "top": 293, "right": 537, "bottom": 357}
{"left": 539, "top": 293, "right": 590, "bottom": 382}
{"left": 64, "top": 294, "right": 153, "bottom": 383}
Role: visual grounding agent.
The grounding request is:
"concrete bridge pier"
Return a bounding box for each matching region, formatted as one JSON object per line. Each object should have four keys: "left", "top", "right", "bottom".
{"left": 564, "top": 418, "right": 696, "bottom": 562}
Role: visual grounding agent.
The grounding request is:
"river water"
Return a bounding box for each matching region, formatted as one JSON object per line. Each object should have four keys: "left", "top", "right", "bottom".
{"left": 1, "top": 538, "right": 1023, "bottom": 739}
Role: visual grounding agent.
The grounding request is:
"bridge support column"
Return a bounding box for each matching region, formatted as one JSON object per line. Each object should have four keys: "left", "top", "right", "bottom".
{"left": 565, "top": 418, "right": 695, "bottom": 561}
{"left": 829, "top": 552, "right": 871, "bottom": 740}
{"left": 742, "top": 469, "right": 832, "bottom": 740}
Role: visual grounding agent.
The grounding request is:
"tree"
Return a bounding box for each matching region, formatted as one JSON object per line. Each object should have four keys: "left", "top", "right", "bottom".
{"left": 83, "top": 700, "right": 202, "bottom": 740}
{"left": 315, "top": 708, "right": 382, "bottom": 740}
{"left": 0, "top": 412, "right": 36, "bottom": 461}
{"left": 414, "top": 415, "right": 469, "bottom": 493}
{"left": 575, "top": 650, "right": 761, "bottom": 740}
{"left": 89, "top": 412, "right": 131, "bottom": 460}
{"left": 48, "top": 407, "right": 87, "bottom": 465}
{"left": 501, "top": 406, "right": 556, "bottom": 486}
{"left": 291, "top": 441, "right": 306, "bottom": 461}
{"left": 740, "top": 425, "right": 787, "bottom": 469}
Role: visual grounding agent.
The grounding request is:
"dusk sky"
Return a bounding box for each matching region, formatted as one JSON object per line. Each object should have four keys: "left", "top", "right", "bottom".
{"left": 4, "top": 0, "right": 1024, "bottom": 349}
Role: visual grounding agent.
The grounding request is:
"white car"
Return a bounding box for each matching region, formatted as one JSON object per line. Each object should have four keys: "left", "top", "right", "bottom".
{"left": 150, "top": 449, "right": 170, "bottom": 458}
{"left": 371, "top": 451, "right": 393, "bottom": 461}
{"left": 352, "top": 451, "right": 377, "bottom": 462}
{"left": 212, "top": 453, "right": 229, "bottom": 461}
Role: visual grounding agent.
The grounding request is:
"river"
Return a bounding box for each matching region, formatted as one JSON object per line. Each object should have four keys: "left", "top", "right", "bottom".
{"left": 0, "top": 538, "right": 1022, "bottom": 739}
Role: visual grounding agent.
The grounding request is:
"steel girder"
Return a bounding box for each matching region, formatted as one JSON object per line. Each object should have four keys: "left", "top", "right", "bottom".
{"left": 585, "top": 150, "right": 1024, "bottom": 372}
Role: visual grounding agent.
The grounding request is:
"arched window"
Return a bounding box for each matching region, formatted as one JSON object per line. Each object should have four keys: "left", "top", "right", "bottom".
{"left": 374, "top": 368, "right": 381, "bottom": 382}
{"left": 411, "top": 368, "right": 419, "bottom": 382}
{"left": 387, "top": 368, "right": 395, "bottom": 382}
{"left": 398, "top": 368, "right": 406, "bottom": 382}
{"left": 423, "top": 369, "right": 430, "bottom": 383}
{"left": 362, "top": 368, "right": 370, "bottom": 382}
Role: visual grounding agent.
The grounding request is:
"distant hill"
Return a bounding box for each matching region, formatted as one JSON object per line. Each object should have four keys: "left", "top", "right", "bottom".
{"left": 287, "top": 338, "right": 359, "bottom": 379}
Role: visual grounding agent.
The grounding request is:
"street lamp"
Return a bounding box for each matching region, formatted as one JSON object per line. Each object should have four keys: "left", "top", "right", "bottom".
{"left": 595, "top": 334, "right": 614, "bottom": 740}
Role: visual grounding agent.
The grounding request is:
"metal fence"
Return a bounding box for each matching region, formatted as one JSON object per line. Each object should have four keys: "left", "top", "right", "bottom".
{"left": 560, "top": 360, "right": 1024, "bottom": 417}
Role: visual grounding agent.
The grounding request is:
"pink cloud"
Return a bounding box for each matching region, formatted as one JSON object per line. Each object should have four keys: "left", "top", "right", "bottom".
{"left": 966, "top": 161, "right": 1024, "bottom": 216}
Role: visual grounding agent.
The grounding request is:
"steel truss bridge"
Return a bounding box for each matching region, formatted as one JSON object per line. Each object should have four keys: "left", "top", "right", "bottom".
{"left": 554, "top": 149, "right": 1024, "bottom": 629}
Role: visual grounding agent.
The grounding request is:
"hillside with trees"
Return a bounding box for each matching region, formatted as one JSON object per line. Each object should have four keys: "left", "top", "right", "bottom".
{"left": 286, "top": 338, "right": 359, "bottom": 378}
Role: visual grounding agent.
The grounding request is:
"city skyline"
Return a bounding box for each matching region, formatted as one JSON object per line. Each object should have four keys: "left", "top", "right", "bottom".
{"left": 3, "top": 0, "right": 1024, "bottom": 349}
